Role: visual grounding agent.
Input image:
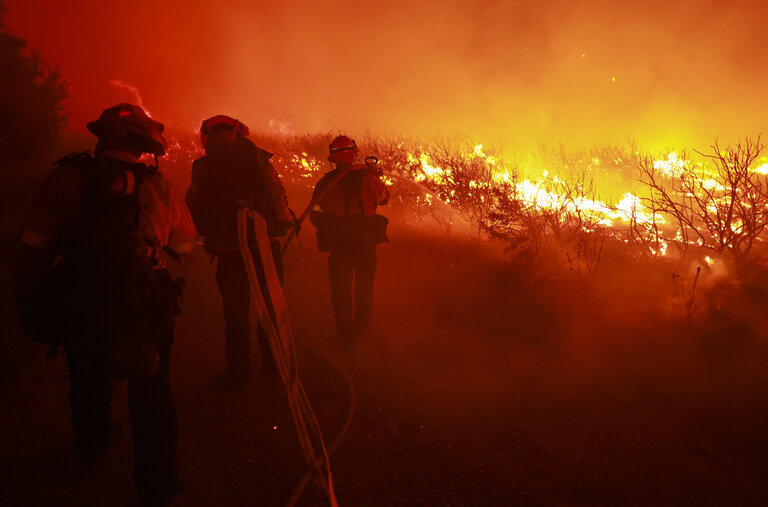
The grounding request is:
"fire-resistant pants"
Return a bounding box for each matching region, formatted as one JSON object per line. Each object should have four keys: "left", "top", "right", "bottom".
{"left": 328, "top": 244, "right": 378, "bottom": 331}
{"left": 65, "top": 274, "right": 178, "bottom": 500}
{"left": 214, "top": 241, "right": 283, "bottom": 381}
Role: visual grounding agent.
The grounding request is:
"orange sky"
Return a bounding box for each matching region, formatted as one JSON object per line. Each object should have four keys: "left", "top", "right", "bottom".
{"left": 5, "top": 0, "right": 768, "bottom": 150}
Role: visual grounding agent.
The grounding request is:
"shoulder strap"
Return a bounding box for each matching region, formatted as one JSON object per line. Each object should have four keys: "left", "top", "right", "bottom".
{"left": 70, "top": 155, "right": 155, "bottom": 233}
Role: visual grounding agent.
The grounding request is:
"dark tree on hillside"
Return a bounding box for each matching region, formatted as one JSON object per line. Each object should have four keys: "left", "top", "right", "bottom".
{"left": 0, "top": 1, "right": 67, "bottom": 171}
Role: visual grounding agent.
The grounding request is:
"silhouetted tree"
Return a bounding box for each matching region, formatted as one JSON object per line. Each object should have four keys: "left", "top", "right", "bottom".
{"left": 0, "top": 1, "right": 67, "bottom": 171}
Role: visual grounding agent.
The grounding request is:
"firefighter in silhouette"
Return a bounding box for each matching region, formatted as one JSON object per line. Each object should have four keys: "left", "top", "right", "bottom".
{"left": 12, "top": 104, "right": 196, "bottom": 507}
{"left": 310, "top": 135, "right": 390, "bottom": 337}
{"left": 185, "top": 115, "right": 294, "bottom": 390}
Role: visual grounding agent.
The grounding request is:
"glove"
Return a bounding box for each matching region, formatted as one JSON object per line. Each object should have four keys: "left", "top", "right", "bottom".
{"left": 271, "top": 218, "right": 295, "bottom": 238}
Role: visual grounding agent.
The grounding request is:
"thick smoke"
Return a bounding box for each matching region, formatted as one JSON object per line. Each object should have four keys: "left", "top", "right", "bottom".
{"left": 5, "top": 0, "right": 768, "bottom": 149}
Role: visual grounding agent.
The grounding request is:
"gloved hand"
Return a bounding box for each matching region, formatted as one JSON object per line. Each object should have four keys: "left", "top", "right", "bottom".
{"left": 309, "top": 210, "right": 326, "bottom": 227}
{"left": 271, "top": 217, "right": 295, "bottom": 238}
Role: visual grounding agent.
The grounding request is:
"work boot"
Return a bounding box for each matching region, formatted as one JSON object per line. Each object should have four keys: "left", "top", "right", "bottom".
{"left": 215, "top": 371, "right": 249, "bottom": 393}
{"left": 136, "top": 475, "right": 183, "bottom": 507}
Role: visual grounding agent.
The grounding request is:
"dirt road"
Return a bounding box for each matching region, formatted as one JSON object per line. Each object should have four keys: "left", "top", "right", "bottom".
{"left": 2, "top": 222, "right": 768, "bottom": 506}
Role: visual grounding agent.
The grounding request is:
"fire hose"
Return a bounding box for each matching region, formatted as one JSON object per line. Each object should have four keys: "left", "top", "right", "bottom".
{"left": 284, "top": 335, "right": 356, "bottom": 507}
{"left": 280, "top": 160, "right": 377, "bottom": 258}
{"left": 269, "top": 158, "right": 378, "bottom": 503}
{"left": 237, "top": 207, "right": 341, "bottom": 506}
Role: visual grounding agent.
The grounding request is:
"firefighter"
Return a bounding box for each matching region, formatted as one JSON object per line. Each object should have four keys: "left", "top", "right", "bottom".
{"left": 185, "top": 115, "right": 294, "bottom": 390}
{"left": 310, "top": 135, "right": 390, "bottom": 337}
{"left": 12, "top": 104, "right": 196, "bottom": 506}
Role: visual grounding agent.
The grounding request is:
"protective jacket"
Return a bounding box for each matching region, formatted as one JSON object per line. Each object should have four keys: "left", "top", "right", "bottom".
{"left": 311, "top": 163, "right": 389, "bottom": 218}
{"left": 186, "top": 137, "right": 292, "bottom": 253}
{"left": 15, "top": 152, "right": 195, "bottom": 274}
{"left": 310, "top": 164, "right": 390, "bottom": 251}
{"left": 13, "top": 152, "right": 196, "bottom": 355}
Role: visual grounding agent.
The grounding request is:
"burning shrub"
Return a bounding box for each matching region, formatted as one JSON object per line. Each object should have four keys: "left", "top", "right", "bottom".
{"left": 635, "top": 136, "right": 768, "bottom": 264}
{"left": 359, "top": 136, "right": 613, "bottom": 276}
{"left": 539, "top": 142, "right": 642, "bottom": 194}
{"left": 494, "top": 170, "right": 608, "bottom": 277}
{"left": 162, "top": 129, "right": 768, "bottom": 284}
{"left": 192, "top": 132, "right": 617, "bottom": 276}
{"left": 131, "top": 127, "right": 768, "bottom": 326}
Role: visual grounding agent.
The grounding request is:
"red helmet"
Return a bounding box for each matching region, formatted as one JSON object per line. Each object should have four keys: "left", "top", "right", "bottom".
{"left": 87, "top": 103, "right": 168, "bottom": 156}
{"left": 328, "top": 135, "right": 359, "bottom": 164}
{"left": 200, "top": 115, "right": 249, "bottom": 149}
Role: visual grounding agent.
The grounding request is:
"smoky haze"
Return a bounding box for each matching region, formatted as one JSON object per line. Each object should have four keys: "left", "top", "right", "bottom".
{"left": 5, "top": 0, "right": 768, "bottom": 149}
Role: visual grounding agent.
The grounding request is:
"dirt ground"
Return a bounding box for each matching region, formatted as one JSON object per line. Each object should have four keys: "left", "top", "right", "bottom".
{"left": 2, "top": 212, "right": 768, "bottom": 506}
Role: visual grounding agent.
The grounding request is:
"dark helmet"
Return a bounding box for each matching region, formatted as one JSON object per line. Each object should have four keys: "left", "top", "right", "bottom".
{"left": 87, "top": 103, "right": 168, "bottom": 156}
{"left": 328, "top": 135, "right": 358, "bottom": 164}
{"left": 200, "top": 115, "right": 249, "bottom": 149}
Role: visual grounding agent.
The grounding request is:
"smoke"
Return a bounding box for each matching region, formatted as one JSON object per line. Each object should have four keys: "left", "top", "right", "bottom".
{"left": 4, "top": 0, "right": 768, "bottom": 150}
{"left": 108, "top": 80, "right": 152, "bottom": 116}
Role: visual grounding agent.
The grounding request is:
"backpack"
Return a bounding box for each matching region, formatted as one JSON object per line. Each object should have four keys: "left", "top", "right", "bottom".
{"left": 187, "top": 138, "right": 284, "bottom": 252}
{"left": 58, "top": 152, "right": 170, "bottom": 379}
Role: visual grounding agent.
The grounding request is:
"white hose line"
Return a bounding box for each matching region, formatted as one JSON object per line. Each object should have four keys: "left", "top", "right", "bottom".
{"left": 237, "top": 208, "right": 337, "bottom": 506}
{"left": 285, "top": 331, "right": 357, "bottom": 507}
{"left": 280, "top": 164, "right": 357, "bottom": 259}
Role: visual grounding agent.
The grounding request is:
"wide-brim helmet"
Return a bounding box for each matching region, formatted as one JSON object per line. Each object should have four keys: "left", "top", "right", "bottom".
{"left": 200, "top": 115, "right": 249, "bottom": 149}
{"left": 328, "top": 135, "right": 358, "bottom": 164}
{"left": 87, "top": 103, "right": 168, "bottom": 156}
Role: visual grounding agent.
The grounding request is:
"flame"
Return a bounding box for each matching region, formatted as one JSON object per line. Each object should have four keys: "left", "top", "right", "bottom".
{"left": 407, "top": 144, "right": 660, "bottom": 230}
{"left": 155, "top": 126, "right": 766, "bottom": 261}
{"left": 408, "top": 152, "right": 452, "bottom": 185}
{"left": 653, "top": 151, "right": 686, "bottom": 178}
{"left": 287, "top": 153, "right": 322, "bottom": 178}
